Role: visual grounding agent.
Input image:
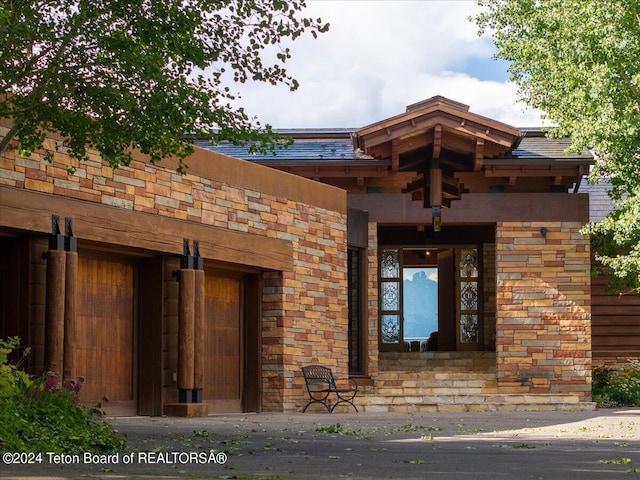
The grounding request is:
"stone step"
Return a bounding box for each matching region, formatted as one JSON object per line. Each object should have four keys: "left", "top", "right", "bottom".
{"left": 378, "top": 384, "right": 498, "bottom": 394}
{"left": 353, "top": 394, "right": 596, "bottom": 413}
{"left": 376, "top": 371, "right": 497, "bottom": 381}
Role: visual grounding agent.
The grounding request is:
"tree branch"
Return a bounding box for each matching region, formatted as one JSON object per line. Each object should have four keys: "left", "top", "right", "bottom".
{"left": 0, "top": 122, "right": 22, "bottom": 155}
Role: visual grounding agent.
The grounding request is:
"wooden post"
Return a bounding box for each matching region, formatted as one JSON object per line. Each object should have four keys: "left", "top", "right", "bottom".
{"left": 193, "top": 269, "right": 205, "bottom": 392}
{"left": 429, "top": 166, "right": 443, "bottom": 207}
{"left": 178, "top": 269, "right": 195, "bottom": 395}
{"left": 44, "top": 250, "right": 66, "bottom": 376}
{"left": 63, "top": 251, "right": 77, "bottom": 381}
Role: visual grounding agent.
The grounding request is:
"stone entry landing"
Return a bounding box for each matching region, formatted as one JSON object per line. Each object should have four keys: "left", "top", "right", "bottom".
{"left": 354, "top": 352, "right": 594, "bottom": 413}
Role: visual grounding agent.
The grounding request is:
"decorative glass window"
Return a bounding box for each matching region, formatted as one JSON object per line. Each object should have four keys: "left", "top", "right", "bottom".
{"left": 379, "top": 249, "right": 401, "bottom": 346}
{"left": 378, "top": 246, "right": 483, "bottom": 352}
{"left": 381, "top": 314, "right": 400, "bottom": 343}
{"left": 381, "top": 249, "right": 400, "bottom": 278}
{"left": 458, "top": 248, "right": 480, "bottom": 346}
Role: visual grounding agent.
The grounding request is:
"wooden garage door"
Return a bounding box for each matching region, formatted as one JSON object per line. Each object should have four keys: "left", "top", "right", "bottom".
{"left": 203, "top": 272, "right": 242, "bottom": 413}
{"left": 76, "top": 255, "right": 135, "bottom": 416}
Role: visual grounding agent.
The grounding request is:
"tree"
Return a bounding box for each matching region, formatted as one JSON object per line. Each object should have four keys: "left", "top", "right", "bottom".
{"left": 475, "top": 0, "right": 640, "bottom": 292}
{"left": 0, "top": 1, "right": 328, "bottom": 172}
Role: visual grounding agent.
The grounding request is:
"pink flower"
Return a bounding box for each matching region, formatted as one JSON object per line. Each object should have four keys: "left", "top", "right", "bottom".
{"left": 44, "top": 371, "right": 58, "bottom": 390}
{"left": 74, "top": 376, "right": 84, "bottom": 393}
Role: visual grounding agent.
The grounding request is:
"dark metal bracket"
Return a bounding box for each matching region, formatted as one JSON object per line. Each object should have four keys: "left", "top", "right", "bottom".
{"left": 45, "top": 215, "right": 77, "bottom": 257}
{"left": 64, "top": 217, "right": 77, "bottom": 252}
{"left": 48, "top": 215, "right": 65, "bottom": 251}
{"left": 180, "top": 238, "right": 203, "bottom": 270}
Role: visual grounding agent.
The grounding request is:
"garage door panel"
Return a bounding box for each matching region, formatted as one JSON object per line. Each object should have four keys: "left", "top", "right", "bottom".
{"left": 76, "top": 255, "right": 135, "bottom": 415}
{"left": 204, "top": 273, "right": 242, "bottom": 412}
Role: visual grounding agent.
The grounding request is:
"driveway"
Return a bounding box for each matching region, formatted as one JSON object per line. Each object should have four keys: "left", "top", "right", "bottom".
{"left": 3, "top": 408, "right": 640, "bottom": 479}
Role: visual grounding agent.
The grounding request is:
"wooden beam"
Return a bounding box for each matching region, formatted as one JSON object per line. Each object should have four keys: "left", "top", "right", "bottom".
{"left": 347, "top": 192, "right": 591, "bottom": 224}
{"left": 402, "top": 175, "right": 424, "bottom": 194}
{"left": 45, "top": 250, "right": 66, "bottom": 376}
{"left": 442, "top": 175, "right": 461, "bottom": 198}
{"left": 474, "top": 139, "right": 484, "bottom": 172}
{"left": 391, "top": 139, "right": 399, "bottom": 171}
{"left": 395, "top": 130, "right": 434, "bottom": 155}
{"left": 193, "top": 269, "right": 205, "bottom": 391}
{"left": 269, "top": 165, "right": 390, "bottom": 178}
{"left": 429, "top": 166, "right": 443, "bottom": 207}
{"left": 0, "top": 186, "right": 294, "bottom": 271}
{"left": 484, "top": 165, "right": 581, "bottom": 178}
{"left": 358, "top": 110, "right": 518, "bottom": 151}
{"left": 178, "top": 269, "right": 195, "bottom": 391}
{"left": 440, "top": 130, "right": 476, "bottom": 154}
{"left": 433, "top": 125, "right": 442, "bottom": 159}
{"left": 63, "top": 251, "right": 77, "bottom": 381}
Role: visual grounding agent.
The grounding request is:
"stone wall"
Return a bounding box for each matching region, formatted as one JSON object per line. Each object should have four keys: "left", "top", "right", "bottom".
{"left": 1, "top": 128, "right": 348, "bottom": 412}
{"left": 483, "top": 242, "right": 497, "bottom": 351}
{"left": 495, "top": 221, "right": 592, "bottom": 401}
{"left": 366, "top": 222, "right": 380, "bottom": 381}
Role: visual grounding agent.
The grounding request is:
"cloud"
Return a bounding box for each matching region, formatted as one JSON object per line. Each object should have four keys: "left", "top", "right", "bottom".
{"left": 224, "top": 0, "right": 545, "bottom": 128}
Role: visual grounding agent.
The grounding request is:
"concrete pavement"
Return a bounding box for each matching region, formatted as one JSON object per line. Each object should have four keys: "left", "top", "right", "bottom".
{"left": 3, "top": 408, "right": 640, "bottom": 479}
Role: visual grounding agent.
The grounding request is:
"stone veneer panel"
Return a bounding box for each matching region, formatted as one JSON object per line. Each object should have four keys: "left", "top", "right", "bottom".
{"left": 495, "top": 221, "right": 592, "bottom": 401}
{"left": 1, "top": 128, "right": 348, "bottom": 413}
{"left": 483, "top": 243, "right": 497, "bottom": 351}
{"left": 367, "top": 222, "right": 380, "bottom": 380}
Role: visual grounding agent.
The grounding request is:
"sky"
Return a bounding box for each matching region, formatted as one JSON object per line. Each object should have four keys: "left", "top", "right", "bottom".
{"left": 224, "top": 0, "right": 548, "bottom": 130}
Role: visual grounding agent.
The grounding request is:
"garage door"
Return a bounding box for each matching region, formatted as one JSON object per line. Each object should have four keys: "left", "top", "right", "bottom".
{"left": 203, "top": 272, "right": 242, "bottom": 413}
{"left": 76, "top": 255, "right": 135, "bottom": 416}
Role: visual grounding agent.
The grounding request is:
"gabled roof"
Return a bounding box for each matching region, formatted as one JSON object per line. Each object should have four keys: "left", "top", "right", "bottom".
{"left": 195, "top": 96, "right": 594, "bottom": 186}
{"left": 357, "top": 95, "right": 521, "bottom": 157}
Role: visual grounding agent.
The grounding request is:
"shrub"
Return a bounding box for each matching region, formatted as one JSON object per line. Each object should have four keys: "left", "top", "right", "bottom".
{"left": 592, "top": 360, "right": 640, "bottom": 408}
{"left": 0, "top": 337, "right": 126, "bottom": 453}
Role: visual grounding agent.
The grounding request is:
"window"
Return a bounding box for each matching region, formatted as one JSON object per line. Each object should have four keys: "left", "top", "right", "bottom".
{"left": 379, "top": 246, "right": 482, "bottom": 352}
{"left": 404, "top": 266, "right": 438, "bottom": 345}
{"left": 347, "top": 246, "right": 366, "bottom": 375}
{"left": 380, "top": 249, "right": 401, "bottom": 345}
{"left": 458, "top": 249, "right": 480, "bottom": 349}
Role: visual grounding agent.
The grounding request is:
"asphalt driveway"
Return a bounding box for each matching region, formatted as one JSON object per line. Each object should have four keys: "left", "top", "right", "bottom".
{"left": 3, "top": 408, "right": 640, "bottom": 479}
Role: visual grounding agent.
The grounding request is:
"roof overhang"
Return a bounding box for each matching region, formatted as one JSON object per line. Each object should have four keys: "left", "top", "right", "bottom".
{"left": 356, "top": 96, "right": 521, "bottom": 170}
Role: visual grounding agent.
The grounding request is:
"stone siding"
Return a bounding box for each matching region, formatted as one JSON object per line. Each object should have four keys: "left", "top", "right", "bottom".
{"left": 495, "top": 221, "right": 592, "bottom": 401}
{"left": 1, "top": 128, "right": 348, "bottom": 412}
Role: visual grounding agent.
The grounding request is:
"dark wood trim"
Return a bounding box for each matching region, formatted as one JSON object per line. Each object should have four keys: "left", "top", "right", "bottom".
{"left": 348, "top": 192, "right": 590, "bottom": 224}
{"left": 357, "top": 105, "right": 520, "bottom": 151}
{"left": 591, "top": 274, "right": 640, "bottom": 359}
{"left": 138, "top": 257, "right": 164, "bottom": 416}
{"left": 1, "top": 186, "right": 293, "bottom": 271}
{"left": 243, "top": 274, "right": 262, "bottom": 412}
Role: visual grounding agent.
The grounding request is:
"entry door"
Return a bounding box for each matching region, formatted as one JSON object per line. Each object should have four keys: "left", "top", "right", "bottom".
{"left": 76, "top": 255, "right": 135, "bottom": 415}
{"left": 437, "top": 250, "right": 456, "bottom": 351}
{"left": 203, "top": 272, "right": 243, "bottom": 413}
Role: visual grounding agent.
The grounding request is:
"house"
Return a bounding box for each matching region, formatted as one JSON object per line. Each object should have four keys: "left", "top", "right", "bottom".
{"left": 0, "top": 96, "right": 602, "bottom": 414}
